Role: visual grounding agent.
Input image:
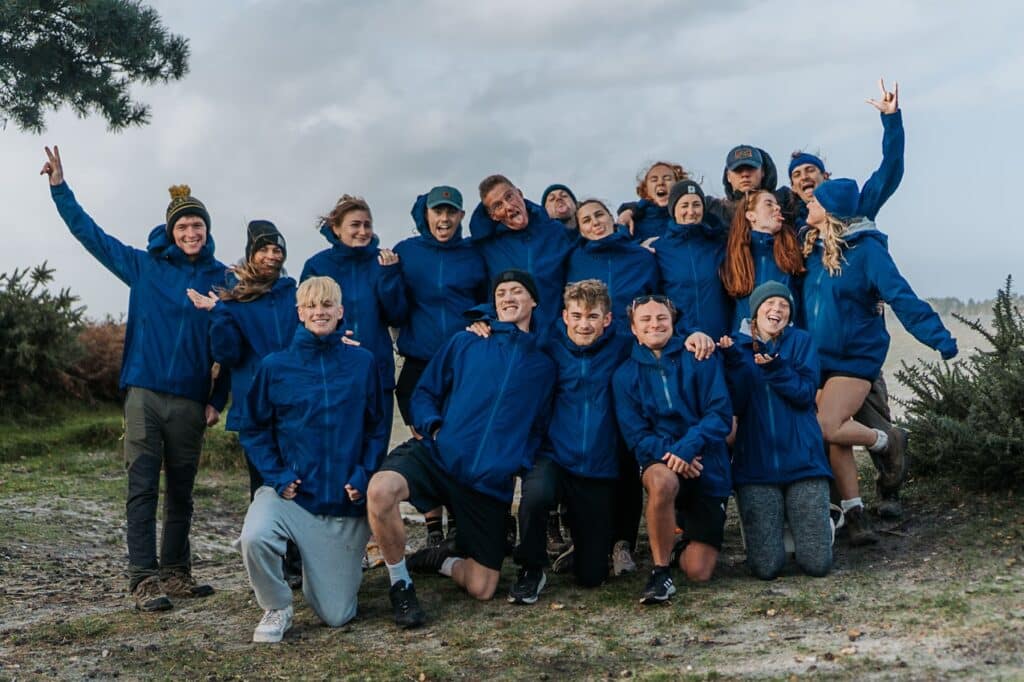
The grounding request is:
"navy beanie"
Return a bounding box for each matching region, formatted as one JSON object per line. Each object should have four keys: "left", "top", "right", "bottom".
{"left": 667, "top": 180, "right": 705, "bottom": 218}
{"left": 245, "top": 220, "right": 287, "bottom": 262}
{"left": 788, "top": 152, "right": 826, "bottom": 178}
{"left": 813, "top": 178, "right": 860, "bottom": 220}
{"left": 749, "top": 280, "right": 794, "bottom": 319}
{"left": 493, "top": 269, "right": 540, "bottom": 305}
{"left": 541, "top": 183, "right": 577, "bottom": 207}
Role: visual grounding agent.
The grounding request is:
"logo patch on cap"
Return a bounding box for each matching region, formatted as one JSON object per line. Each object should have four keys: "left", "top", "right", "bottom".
{"left": 733, "top": 149, "right": 753, "bottom": 160}
{"left": 687, "top": 186, "right": 697, "bottom": 194}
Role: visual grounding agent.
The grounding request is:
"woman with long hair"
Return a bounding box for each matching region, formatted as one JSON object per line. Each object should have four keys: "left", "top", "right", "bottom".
{"left": 802, "top": 179, "right": 957, "bottom": 545}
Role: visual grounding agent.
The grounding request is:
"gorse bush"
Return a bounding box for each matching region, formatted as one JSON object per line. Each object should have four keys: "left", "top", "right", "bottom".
{"left": 71, "top": 317, "right": 125, "bottom": 402}
{"left": 897, "top": 276, "right": 1024, "bottom": 491}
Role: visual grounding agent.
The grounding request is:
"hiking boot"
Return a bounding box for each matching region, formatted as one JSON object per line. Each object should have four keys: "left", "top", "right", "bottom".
{"left": 364, "top": 539, "right": 385, "bottom": 570}
{"left": 551, "top": 545, "right": 575, "bottom": 574}
{"left": 161, "top": 569, "right": 214, "bottom": 599}
{"left": 252, "top": 605, "right": 293, "bottom": 643}
{"left": 875, "top": 487, "right": 903, "bottom": 520}
{"left": 640, "top": 568, "right": 676, "bottom": 605}
{"left": 407, "top": 536, "right": 457, "bottom": 573}
{"left": 132, "top": 575, "right": 173, "bottom": 612}
{"left": 845, "top": 505, "right": 880, "bottom": 546}
{"left": 389, "top": 580, "right": 426, "bottom": 629}
{"left": 546, "top": 511, "right": 569, "bottom": 556}
{"left": 612, "top": 540, "right": 637, "bottom": 576}
{"left": 508, "top": 568, "right": 547, "bottom": 605}
{"left": 426, "top": 529, "right": 445, "bottom": 549}
{"left": 877, "top": 427, "right": 909, "bottom": 491}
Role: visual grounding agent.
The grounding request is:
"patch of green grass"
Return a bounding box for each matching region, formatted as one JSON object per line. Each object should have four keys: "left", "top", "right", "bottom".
{"left": 9, "top": 615, "right": 112, "bottom": 645}
{"left": 0, "top": 403, "right": 123, "bottom": 462}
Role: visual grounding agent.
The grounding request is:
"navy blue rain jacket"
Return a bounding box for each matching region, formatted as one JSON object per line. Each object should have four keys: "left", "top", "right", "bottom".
{"left": 720, "top": 323, "right": 831, "bottom": 486}
{"left": 540, "top": 322, "right": 632, "bottom": 479}
{"left": 411, "top": 321, "right": 556, "bottom": 503}
{"left": 566, "top": 230, "right": 660, "bottom": 322}
{"left": 240, "top": 326, "right": 387, "bottom": 517}
{"left": 612, "top": 336, "right": 733, "bottom": 498}
{"left": 469, "top": 199, "right": 574, "bottom": 328}
{"left": 615, "top": 199, "right": 670, "bottom": 244}
{"left": 50, "top": 182, "right": 229, "bottom": 408}
{"left": 729, "top": 231, "right": 804, "bottom": 332}
{"left": 393, "top": 194, "right": 488, "bottom": 362}
{"left": 802, "top": 219, "right": 957, "bottom": 380}
{"left": 210, "top": 276, "right": 298, "bottom": 431}
{"left": 655, "top": 221, "right": 733, "bottom": 338}
{"left": 301, "top": 230, "right": 406, "bottom": 390}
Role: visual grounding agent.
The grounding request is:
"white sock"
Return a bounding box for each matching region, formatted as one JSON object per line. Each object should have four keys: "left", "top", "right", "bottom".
{"left": 386, "top": 558, "right": 411, "bottom": 587}
{"left": 841, "top": 497, "right": 864, "bottom": 513}
{"left": 439, "top": 557, "right": 462, "bottom": 577}
{"left": 868, "top": 428, "right": 888, "bottom": 453}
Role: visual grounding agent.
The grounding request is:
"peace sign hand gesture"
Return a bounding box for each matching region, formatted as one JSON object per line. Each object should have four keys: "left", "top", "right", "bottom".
{"left": 866, "top": 78, "right": 899, "bottom": 115}
{"left": 40, "top": 146, "right": 64, "bottom": 186}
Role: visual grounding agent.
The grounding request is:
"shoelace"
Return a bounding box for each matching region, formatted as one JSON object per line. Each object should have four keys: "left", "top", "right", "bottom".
{"left": 261, "top": 610, "right": 286, "bottom": 627}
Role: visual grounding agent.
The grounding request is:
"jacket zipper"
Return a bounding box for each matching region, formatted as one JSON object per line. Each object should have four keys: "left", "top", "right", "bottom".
{"left": 471, "top": 334, "right": 520, "bottom": 476}
{"left": 166, "top": 264, "right": 195, "bottom": 381}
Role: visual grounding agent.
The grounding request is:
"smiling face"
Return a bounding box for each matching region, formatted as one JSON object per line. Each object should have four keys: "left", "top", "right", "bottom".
{"left": 562, "top": 299, "right": 611, "bottom": 347}
{"left": 171, "top": 216, "right": 208, "bottom": 258}
{"left": 298, "top": 297, "right": 344, "bottom": 337}
{"left": 745, "top": 191, "right": 783, "bottom": 234}
{"left": 332, "top": 209, "right": 373, "bottom": 247}
{"left": 726, "top": 165, "right": 764, "bottom": 194}
{"left": 673, "top": 194, "right": 704, "bottom": 225}
{"left": 643, "top": 164, "right": 677, "bottom": 207}
{"left": 484, "top": 182, "right": 529, "bottom": 230}
{"left": 790, "top": 163, "right": 829, "bottom": 202}
{"left": 251, "top": 243, "right": 284, "bottom": 277}
{"left": 576, "top": 201, "right": 615, "bottom": 241}
{"left": 630, "top": 299, "right": 674, "bottom": 352}
{"left": 544, "top": 189, "right": 576, "bottom": 221}
{"left": 426, "top": 204, "right": 463, "bottom": 242}
{"left": 755, "top": 296, "right": 791, "bottom": 340}
{"left": 494, "top": 280, "right": 536, "bottom": 328}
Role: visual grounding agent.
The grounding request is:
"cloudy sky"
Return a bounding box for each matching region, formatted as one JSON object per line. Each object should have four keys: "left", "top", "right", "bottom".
{"left": 5, "top": 0, "right": 1023, "bottom": 318}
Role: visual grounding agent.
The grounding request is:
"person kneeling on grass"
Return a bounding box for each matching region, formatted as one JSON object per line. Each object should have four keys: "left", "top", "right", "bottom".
{"left": 366, "top": 270, "right": 555, "bottom": 628}
{"left": 238, "top": 276, "right": 388, "bottom": 643}
{"left": 719, "top": 282, "right": 833, "bottom": 580}
{"left": 613, "top": 296, "right": 733, "bottom": 604}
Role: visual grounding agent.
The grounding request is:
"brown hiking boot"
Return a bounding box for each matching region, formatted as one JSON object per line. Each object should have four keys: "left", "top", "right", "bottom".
{"left": 877, "top": 427, "right": 909, "bottom": 491}
{"left": 132, "top": 575, "right": 173, "bottom": 612}
{"left": 845, "top": 506, "right": 880, "bottom": 546}
{"left": 875, "top": 483, "right": 904, "bottom": 520}
{"left": 161, "top": 569, "right": 214, "bottom": 599}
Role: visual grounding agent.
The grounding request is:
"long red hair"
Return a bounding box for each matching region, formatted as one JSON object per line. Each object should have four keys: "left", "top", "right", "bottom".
{"left": 720, "top": 191, "right": 805, "bottom": 298}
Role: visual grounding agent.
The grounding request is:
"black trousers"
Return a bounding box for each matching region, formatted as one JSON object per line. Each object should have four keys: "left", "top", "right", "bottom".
{"left": 515, "top": 457, "right": 614, "bottom": 587}
{"left": 395, "top": 356, "right": 429, "bottom": 427}
{"left": 611, "top": 447, "right": 643, "bottom": 550}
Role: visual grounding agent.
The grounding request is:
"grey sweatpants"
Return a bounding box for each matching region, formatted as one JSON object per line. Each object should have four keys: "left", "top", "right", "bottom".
{"left": 736, "top": 477, "right": 832, "bottom": 580}
{"left": 240, "top": 486, "right": 370, "bottom": 627}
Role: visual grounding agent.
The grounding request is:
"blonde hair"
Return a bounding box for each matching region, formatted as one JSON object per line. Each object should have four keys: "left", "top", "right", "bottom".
{"left": 296, "top": 276, "right": 342, "bottom": 308}
{"left": 319, "top": 194, "right": 371, "bottom": 229}
{"left": 563, "top": 279, "right": 611, "bottom": 314}
{"left": 802, "top": 214, "right": 849, "bottom": 276}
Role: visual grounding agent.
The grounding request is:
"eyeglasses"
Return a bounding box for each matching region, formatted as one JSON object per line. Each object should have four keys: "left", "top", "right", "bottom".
{"left": 630, "top": 294, "right": 671, "bottom": 310}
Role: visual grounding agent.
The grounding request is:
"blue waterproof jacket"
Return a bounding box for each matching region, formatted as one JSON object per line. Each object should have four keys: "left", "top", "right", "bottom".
{"left": 729, "top": 231, "right": 804, "bottom": 332}
{"left": 301, "top": 230, "right": 406, "bottom": 390}
{"left": 655, "top": 221, "right": 733, "bottom": 338}
{"left": 540, "top": 322, "right": 632, "bottom": 479}
{"left": 240, "top": 326, "right": 387, "bottom": 517}
{"left": 393, "top": 195, "right": 488, "bottom": 362}
{"left": 411, "top": 321, "right": 556, "bottom": 503}
{"left": 615, "top": 199, "right": 670, "bottom": 244}
{"left": 612, "top": 336, "right": 733, "bottom": 498}
{"left": 469, "top": 199, "right": 574, "bottom": 328}
{"left": 210, "top": 276, "right": 298, "bottom": 431}
{"left": 802, "top": 219, "right": 957, "bottom": 380}
{"left": 566, "top": 230, "right": 660, "bottom": 322}
{"left": 720, "top": 323, "right": 831, "bottom": 487}
{"left": 50, "top": 182, "right": 229, "bottom": 408}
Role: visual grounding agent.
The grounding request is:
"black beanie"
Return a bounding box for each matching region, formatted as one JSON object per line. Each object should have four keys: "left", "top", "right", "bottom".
{"left": 492, "top": 269, "right": 540, "bottom": 306}
{"left": 667, "top": 180, "right": 705, "bottom": 218}
{"left": 541, "top": 183, "right": 577, "bottom": 206}
{"left": 166, "top": 184, "right": 211, "bottom": 235}
{"left": 245, "top": 220, "right": 287, "bottom": 262}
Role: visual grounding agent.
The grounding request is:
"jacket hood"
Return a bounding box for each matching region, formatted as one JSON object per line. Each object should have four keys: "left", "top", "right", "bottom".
{"left": 578, "top": 228, "right": 635, "bottom": 252}
{"left": 469, "top": 198, "right": 549, "bottom": 242}
{"left": 629, "top": 334, "right": 685, "bottom": 366}
{"left": 734, "top": 319, "right": 785, "bottom": 355}
{"left": 317, "top": 223, "right": 380, "bottom": 259}
{"left": 666, "top": 219, "right": 728, "bottom": 241}
{"left": 722, "top": 147, "right": 779, "bottom": 200}
{"left": 841, "top": 217, "right": 886, "bottom": 245}
{"left": 147, "top": 224, "right": 216, "bottom": 263}
{"left": 290, "top": 324, "right": 346, "bottom": 352}
{"left": 410, "top": 193, "right": 465, "bottom": 246}
{"left": 464, "top": 303, "right": 541, "bottom": 335}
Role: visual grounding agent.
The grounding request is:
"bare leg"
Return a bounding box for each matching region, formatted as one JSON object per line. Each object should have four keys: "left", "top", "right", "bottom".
{"left": 679, "top": 542, "right": 719, "bottom": 583}
{"left": 366, "top": 471, "right": 411, "bottom": 565}
{"left": 451, "top": 559, "right": 500, "bottom": 600}
{"left": 817, "top": 377, "right": 874, "bottom": 501}
{"left": 641, "top": 464, "right": 679, "bottom": 566}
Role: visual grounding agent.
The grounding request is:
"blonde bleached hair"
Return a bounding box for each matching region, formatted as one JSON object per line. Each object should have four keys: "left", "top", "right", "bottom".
{"left": 802, "top": 213, "right": 849, "bottom": 276}
{"left": 296, "top": 276, "right": 342, "bottom": 308}
{"left": 563, "top": 279, "right": 612, "bottom": 315}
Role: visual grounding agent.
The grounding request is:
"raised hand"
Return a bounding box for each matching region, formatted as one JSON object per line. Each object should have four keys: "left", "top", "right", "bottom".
{"left": 378, "top": 248, "right": 399, "bottom": 267}
{"left": 40, "top": 146, "right": 64, "bottom": 186}
{"left": 187, "top": 288, "right": 219, "bottom": 311}
{"left": 866, "top": 78, "right": 899, "bottom": 115}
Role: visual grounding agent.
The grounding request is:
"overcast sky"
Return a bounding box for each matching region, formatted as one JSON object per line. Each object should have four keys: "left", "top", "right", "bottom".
{"left": 4, "top": 0, "right": 1022, "bottom": 318}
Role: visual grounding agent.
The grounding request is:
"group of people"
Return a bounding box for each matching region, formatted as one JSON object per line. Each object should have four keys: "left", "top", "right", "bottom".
{"left": 39, "top": 78, "right": 958, "bottom": 644}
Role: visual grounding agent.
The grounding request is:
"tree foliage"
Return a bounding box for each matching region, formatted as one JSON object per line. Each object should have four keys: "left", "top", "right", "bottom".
{"left": 0, "top": 0, "right": 189, "bottom": 132}
{"left": 897, "top": 276, "right": 1024, "bottom": 491}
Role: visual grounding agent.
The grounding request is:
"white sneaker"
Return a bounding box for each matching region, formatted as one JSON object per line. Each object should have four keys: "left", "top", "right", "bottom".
{"left": 253, "top": 605, "right": 293, "bottom": 643}
{"left": 612, "top": 540, "right": 637, "bottom": 576}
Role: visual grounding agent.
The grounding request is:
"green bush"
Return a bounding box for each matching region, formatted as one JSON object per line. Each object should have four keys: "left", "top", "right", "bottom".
{"left": 0, "top": 263, "right": 85, "bottom": 412}
{"left": 897, "top": 277, "right": 1024, "bottom": 491}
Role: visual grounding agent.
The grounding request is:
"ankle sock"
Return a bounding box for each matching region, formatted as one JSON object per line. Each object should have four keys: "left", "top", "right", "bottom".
{"left": 439, "top": 557, "right": 461, "bottom": 577}
{"left": 840, "top": 497, "right": 864, "bottom": 513}
{"left": 868, "top": 428, "right": 889, "bottom": 453}
{"left": 386, "top": 558, "right": 411, "bottom": 587}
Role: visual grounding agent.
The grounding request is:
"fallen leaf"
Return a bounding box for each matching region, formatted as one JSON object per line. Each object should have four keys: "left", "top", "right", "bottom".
{"left": 766, "top": 608, "right": 777, "bottom": 617}
{"left": 847, "top": 628, "right": 862, "bottom": 641}
{"left": 549, "top": 603, "right": 565, "bottom": 610}
{"left": 841, "top": 646, "right": 858, "bottom": 656}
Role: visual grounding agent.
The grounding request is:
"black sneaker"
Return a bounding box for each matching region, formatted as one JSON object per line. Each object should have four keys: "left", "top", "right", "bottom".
{"left": 845, "top": 505, "right": 880, "bottom": 546}
{"left": 507, "top": 568, "right": 547, "bottom": 605}
{"left": 407, "top": 536, "right": 457, "bottom": 573}
{"left": 389, "top": 580, "right": 426, "bottom": 629}
{"left": 425, "top": 529, "right": 445, "bottom": 549}
{"left": 640, "top": 569, "right": 676, "bottom": 605}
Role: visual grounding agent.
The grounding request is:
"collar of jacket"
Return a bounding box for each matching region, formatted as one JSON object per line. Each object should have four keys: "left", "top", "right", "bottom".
{"left": 630, "top": 334, "right": 685, "bottom": 365}
{"left": 148, "top": 224, "right": 217, "bottom": 265}
{"left": 318, "top": 224, "right": 380, "bottom": 260}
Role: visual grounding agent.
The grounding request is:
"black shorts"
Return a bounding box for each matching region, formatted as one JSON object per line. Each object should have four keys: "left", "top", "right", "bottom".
{"left": 395, "top": 356, "right": 429, "bottom": 427}
{"left": 673, "top": 479, "right": 728, "bottom": 551}
{"left": 819, "top": 371, "right": 874, "bottom": 389}
{"left": 380, "top": 439, "right": 508, "bottom": 571}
